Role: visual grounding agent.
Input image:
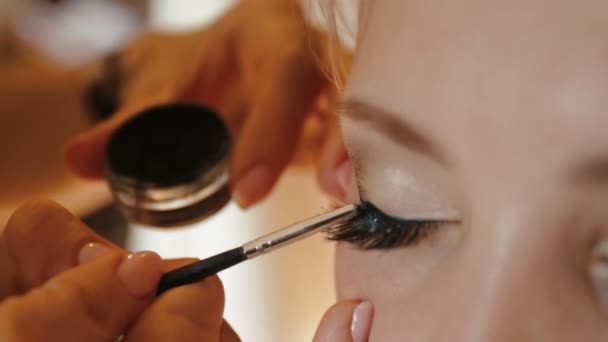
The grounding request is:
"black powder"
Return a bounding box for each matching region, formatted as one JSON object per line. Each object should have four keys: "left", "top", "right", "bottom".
{"left": 107, "top": 103, "right": 231, "bottom": 187}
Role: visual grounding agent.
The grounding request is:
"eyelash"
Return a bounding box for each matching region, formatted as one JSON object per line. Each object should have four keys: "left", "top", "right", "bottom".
{"left": 325, "top": 202, "right": 445, "bottom": 250}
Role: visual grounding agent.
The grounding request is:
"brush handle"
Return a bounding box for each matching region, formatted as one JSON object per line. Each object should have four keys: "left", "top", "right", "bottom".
{"left": 157, "top": 247, "right": 247, "bottom": 295}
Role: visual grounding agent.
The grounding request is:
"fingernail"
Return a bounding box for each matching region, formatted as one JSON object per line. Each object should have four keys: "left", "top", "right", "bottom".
{"left": 78, "top": 243, "right": 112, "bottom": 265}
{"left": 233, "top": 164, "right": 275, "bottom": 209}
{"left": 117, "top": 251, "right": 163, "bottom": 298}
{"left": 335, "top": 158, "right": 353, "bottom": 196}
{"left": 351, "top": 301, "right": 373, "bottom": 342}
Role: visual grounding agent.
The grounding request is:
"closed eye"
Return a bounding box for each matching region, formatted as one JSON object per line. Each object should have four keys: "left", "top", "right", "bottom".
{"left": 325, "top": 201, "right": 454, "bottom": 249}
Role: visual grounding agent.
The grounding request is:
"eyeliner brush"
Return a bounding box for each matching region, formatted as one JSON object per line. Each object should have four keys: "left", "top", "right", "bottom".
{"left": 157, "top": 204, "right": 356, "bottom": 295}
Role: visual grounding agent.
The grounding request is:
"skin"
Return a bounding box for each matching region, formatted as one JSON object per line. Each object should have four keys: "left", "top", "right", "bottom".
{"left": 2, "top": 1, "right": 355, "bottom": 339}
{"left": 330, "top": 0, "right": 608, "bottom": 340}
{"left": 63, "top": 0, "right": 350, "bottom": 208}
{"left": 0, "top": 200, "right": 239, "bottom": 341}
{"left": 7, "top": 0, "right": 608, "bottom": 340}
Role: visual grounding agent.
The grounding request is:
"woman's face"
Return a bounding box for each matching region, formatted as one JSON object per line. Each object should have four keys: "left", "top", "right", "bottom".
{"left": 336, "top": 1, "right": 608, "bottom": 340}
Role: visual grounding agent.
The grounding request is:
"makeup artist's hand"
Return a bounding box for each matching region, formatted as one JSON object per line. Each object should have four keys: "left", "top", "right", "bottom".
{"left": 0, "top": 200, "right": 240, "bottom": 341}
{"left": 313, "top": 301, "right": 374, "bottom": 342}
{"left": 64, "top": 0, "right": 351, "bottom": 208}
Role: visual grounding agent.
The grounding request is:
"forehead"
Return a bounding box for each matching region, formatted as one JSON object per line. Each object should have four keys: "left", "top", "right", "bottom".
{"left": 346, "top": 0, "right": 608, "bottom": 167}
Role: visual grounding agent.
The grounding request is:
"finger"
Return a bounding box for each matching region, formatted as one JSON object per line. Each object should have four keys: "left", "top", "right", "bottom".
{"left": 0, "top": 248, "right": 163, "bottom": 342}
{"left": 1, "top": 201, "right": 196, "bottom": 298}
{"left": 66, "top": 29, "right": 209, "bottom": 179}
{"left": 1, "top": 199, "right": 118, "bottom": 295}
{"left": 179, "top": 32, "right": 237, "bottom": 110}
{"left": 316, "top": 109, "right": 350, "bottom": 201}
{"left": 230, "top": 48, "right": 327, "bottom": 208}
{"left": 124, "top": 256, "right": 229, "bottom": 342}
{"left": 313, "top": 301, "right": 374, "bottom": 342}
{"left": 217, "top": 82, "right": 250, "bottom": 135}
{"left": 146, "top": 258, "right": 240, "bottom": 341}
{"left": 177, "top": 34, "right": 248, "bottom": 138}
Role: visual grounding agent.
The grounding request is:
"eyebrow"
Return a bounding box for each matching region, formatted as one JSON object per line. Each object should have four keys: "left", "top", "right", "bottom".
{"left": 338, "top": 98, "right": 446, "bottom": 165}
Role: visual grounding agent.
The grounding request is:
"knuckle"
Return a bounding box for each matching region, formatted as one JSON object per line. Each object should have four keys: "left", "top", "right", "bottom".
{"left": 2, "top": 199, "right": 91, "bottom": 291}
{"left": 0, "top": 295, "right": 44, "bottom": 341}
{"left": 43, "top": 277, "right": 109, "bottom": 338}
{"left": 0, "top": 283, "right": 108, "bottom": 341}
{"left": 46, "top": 273, "right": 104, "bottom": 324}
{"left": 50, "top": 277, "right": 107, "bottom": 326}
{"left": 0, "top": 297, "right": 29, "bottom": 328}
{"left": 4, "top": 199, "right": 70, "bottom": 242}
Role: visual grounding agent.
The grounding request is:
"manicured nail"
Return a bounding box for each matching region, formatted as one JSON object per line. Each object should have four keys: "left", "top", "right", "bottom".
{"left": 351, "top": 301, "right": 373, "bottom": 342}
{"left": 233, "top": 164, "right": 275, "bottom": 209}
{"left": 117, "top": 251, "right": 163, "bottom": 298}
{"left": 335, "top": 158, "right": 353, "bottom": 196}
{"left": 78, "top": 243, "right": 112, "bottom": 265}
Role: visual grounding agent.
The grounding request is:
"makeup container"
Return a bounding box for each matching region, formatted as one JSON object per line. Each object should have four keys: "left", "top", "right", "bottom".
{"left": 106, "top": 103, "right": 232, "bottom": 227}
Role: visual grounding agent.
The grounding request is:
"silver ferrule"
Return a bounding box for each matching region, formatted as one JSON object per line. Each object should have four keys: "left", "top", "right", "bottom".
{"left": 242, "top": 204, "right": 356, "bottom": 260}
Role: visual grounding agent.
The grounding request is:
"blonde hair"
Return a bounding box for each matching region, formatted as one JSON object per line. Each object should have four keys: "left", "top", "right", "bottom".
{"left": 303, "top": 0, "right": 358, "bottom": 90}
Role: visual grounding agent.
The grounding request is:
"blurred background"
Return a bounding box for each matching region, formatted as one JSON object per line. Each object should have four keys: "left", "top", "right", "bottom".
{"left": 0, "top": 1, "right": 335, "bottom": 340}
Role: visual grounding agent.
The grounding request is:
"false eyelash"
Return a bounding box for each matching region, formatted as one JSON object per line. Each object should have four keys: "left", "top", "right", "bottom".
{"left": 325, "top": 201, "right": 443, "bottom": 250}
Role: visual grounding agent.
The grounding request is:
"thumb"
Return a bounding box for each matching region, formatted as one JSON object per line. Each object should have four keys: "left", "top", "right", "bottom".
{"left": 63, "top": 115, "right": 122, "bottom": 179}
{"left": 123, "top": 259, "right": 235, "bottom": 341}
{"left": 313, "top": 301, "right": 374, "bottom": 342}
{"left": 0, "top": 245, "right": 163, "bottom": 342}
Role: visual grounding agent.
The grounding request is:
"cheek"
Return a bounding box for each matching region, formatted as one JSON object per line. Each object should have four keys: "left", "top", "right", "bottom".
{"left": 335, "top": 229, "right": 461, "bottom": 300}
{"left": 335, "top": 243, "right": 441, "bottom": 303}
{"left": 335, "top": 244, "right": 433, "bottom": 340}
{"left": 334, "top": 230, "right": 462, "bottom": 340}
{"left": 336, "top": 244, "right": 406, "bottom": 300}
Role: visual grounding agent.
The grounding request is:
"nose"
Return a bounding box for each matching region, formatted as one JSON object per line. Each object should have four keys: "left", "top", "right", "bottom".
{"left": 416, "top": 198, "right": 603, "bottom": 341}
